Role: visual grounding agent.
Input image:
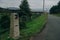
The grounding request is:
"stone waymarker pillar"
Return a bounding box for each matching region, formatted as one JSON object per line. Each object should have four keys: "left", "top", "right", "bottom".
{"left": 10, "top": 13, "right": 20, "bottom": 39}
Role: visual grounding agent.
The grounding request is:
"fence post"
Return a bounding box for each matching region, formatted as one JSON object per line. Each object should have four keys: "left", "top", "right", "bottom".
{"left": 10, "top": 13, "right": 20, "bottom": 39}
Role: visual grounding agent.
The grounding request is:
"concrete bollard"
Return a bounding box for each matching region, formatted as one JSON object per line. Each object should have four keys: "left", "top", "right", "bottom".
{"left": 10, "top": 13, "right": 20, "bottom": 39}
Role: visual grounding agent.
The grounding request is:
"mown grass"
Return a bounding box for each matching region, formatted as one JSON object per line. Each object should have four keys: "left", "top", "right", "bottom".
{"left": 20, "top": 13, "right": 48, "bottom": 40}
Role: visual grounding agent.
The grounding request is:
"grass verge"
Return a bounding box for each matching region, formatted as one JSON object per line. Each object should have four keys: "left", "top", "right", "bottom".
{"left": 20, "top": 14, "right": 48, "bottom": 40}
{"left": 53, "top": 13, "right": 60, "bottom": 17}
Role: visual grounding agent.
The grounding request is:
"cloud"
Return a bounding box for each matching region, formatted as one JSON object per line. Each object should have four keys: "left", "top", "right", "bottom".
{"left": 29, "top": 0, "right": 59, "bottom": 9}
{"left": 0, "top": 0, "right": 60, "bottom": 11}
{"left": 28, "top": 0, "right": 43, "bottom": 9}
{"left": 0, "top": 0, "right": 21, "bottom": 8}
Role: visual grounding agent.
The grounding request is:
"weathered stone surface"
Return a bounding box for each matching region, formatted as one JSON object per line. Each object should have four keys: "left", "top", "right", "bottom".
{"left": 10, "top": 13, "right": 20, "bottom": 39}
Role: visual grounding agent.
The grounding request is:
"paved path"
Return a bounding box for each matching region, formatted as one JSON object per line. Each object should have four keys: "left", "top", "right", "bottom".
{"left": 31, "top": 14, "right": 60, "bottom": 40}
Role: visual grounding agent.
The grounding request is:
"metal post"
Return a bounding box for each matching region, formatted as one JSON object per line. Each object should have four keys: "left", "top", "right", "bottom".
{"left": 43, "top": 0, "right": 45, "bottom": 13}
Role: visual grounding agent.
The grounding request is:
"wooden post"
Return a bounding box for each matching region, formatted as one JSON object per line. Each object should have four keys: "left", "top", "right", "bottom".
{"left": 10, "top": 13, "right": 20, "bottom": 39}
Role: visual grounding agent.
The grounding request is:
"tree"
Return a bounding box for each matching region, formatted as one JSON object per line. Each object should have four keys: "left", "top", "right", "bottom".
{"left": 19, "top": 0, "right": 31, "bottom": 21}
{"left": 58, "top": 1, "right": 60, "bottom": 6}
{"left": 19, "top": 0, "right": 32, "bottom": 29}
{"left": 58, "top": 1, "right": 60, "bottom": 13}
{"left": 50, "top": 6, "right": 58, "bottom": 14}
{"left": 50, "top": 1, "right": 60, "bottom": 14}
{"left": 0, "top": 14, "right": 10, "bottom": 29}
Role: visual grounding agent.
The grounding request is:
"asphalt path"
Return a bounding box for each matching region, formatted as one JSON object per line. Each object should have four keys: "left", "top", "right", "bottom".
{"left": 31, "top": 14, "right": 60, "bottom": 40}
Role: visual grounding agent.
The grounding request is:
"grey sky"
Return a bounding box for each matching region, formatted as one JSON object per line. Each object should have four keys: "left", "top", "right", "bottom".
{"left": 0, "top": 0, "right": 60, "bottom": 11}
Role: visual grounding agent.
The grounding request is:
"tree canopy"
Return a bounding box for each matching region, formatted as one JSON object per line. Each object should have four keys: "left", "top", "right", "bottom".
{"left": 50, "top": 1, "right": 60, "bottom": 14}
{"left": 19, "top": 0, "right": 32, "bottom": 29}
{"left": 19, "top": 0, "right": 31, "bottom": 17}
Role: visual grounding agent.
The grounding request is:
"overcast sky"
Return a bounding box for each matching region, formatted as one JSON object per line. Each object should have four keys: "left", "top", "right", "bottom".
{"left": 0, "top": 0, "right": 60, "bottom": 11}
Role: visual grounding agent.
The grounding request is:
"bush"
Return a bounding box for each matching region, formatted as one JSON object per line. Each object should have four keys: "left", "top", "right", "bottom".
{"left": 0, "top": 15, "right": 10, "bottom": 29}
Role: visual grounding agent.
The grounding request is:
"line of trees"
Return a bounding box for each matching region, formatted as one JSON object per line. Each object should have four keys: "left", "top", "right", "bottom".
{"left": 50, "top": 1, "right": 60, "bottom": 14}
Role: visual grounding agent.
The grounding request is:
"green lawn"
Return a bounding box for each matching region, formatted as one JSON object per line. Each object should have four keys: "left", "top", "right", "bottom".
{"left": 20, "top": 14, "right": 48, "bottom": 40}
